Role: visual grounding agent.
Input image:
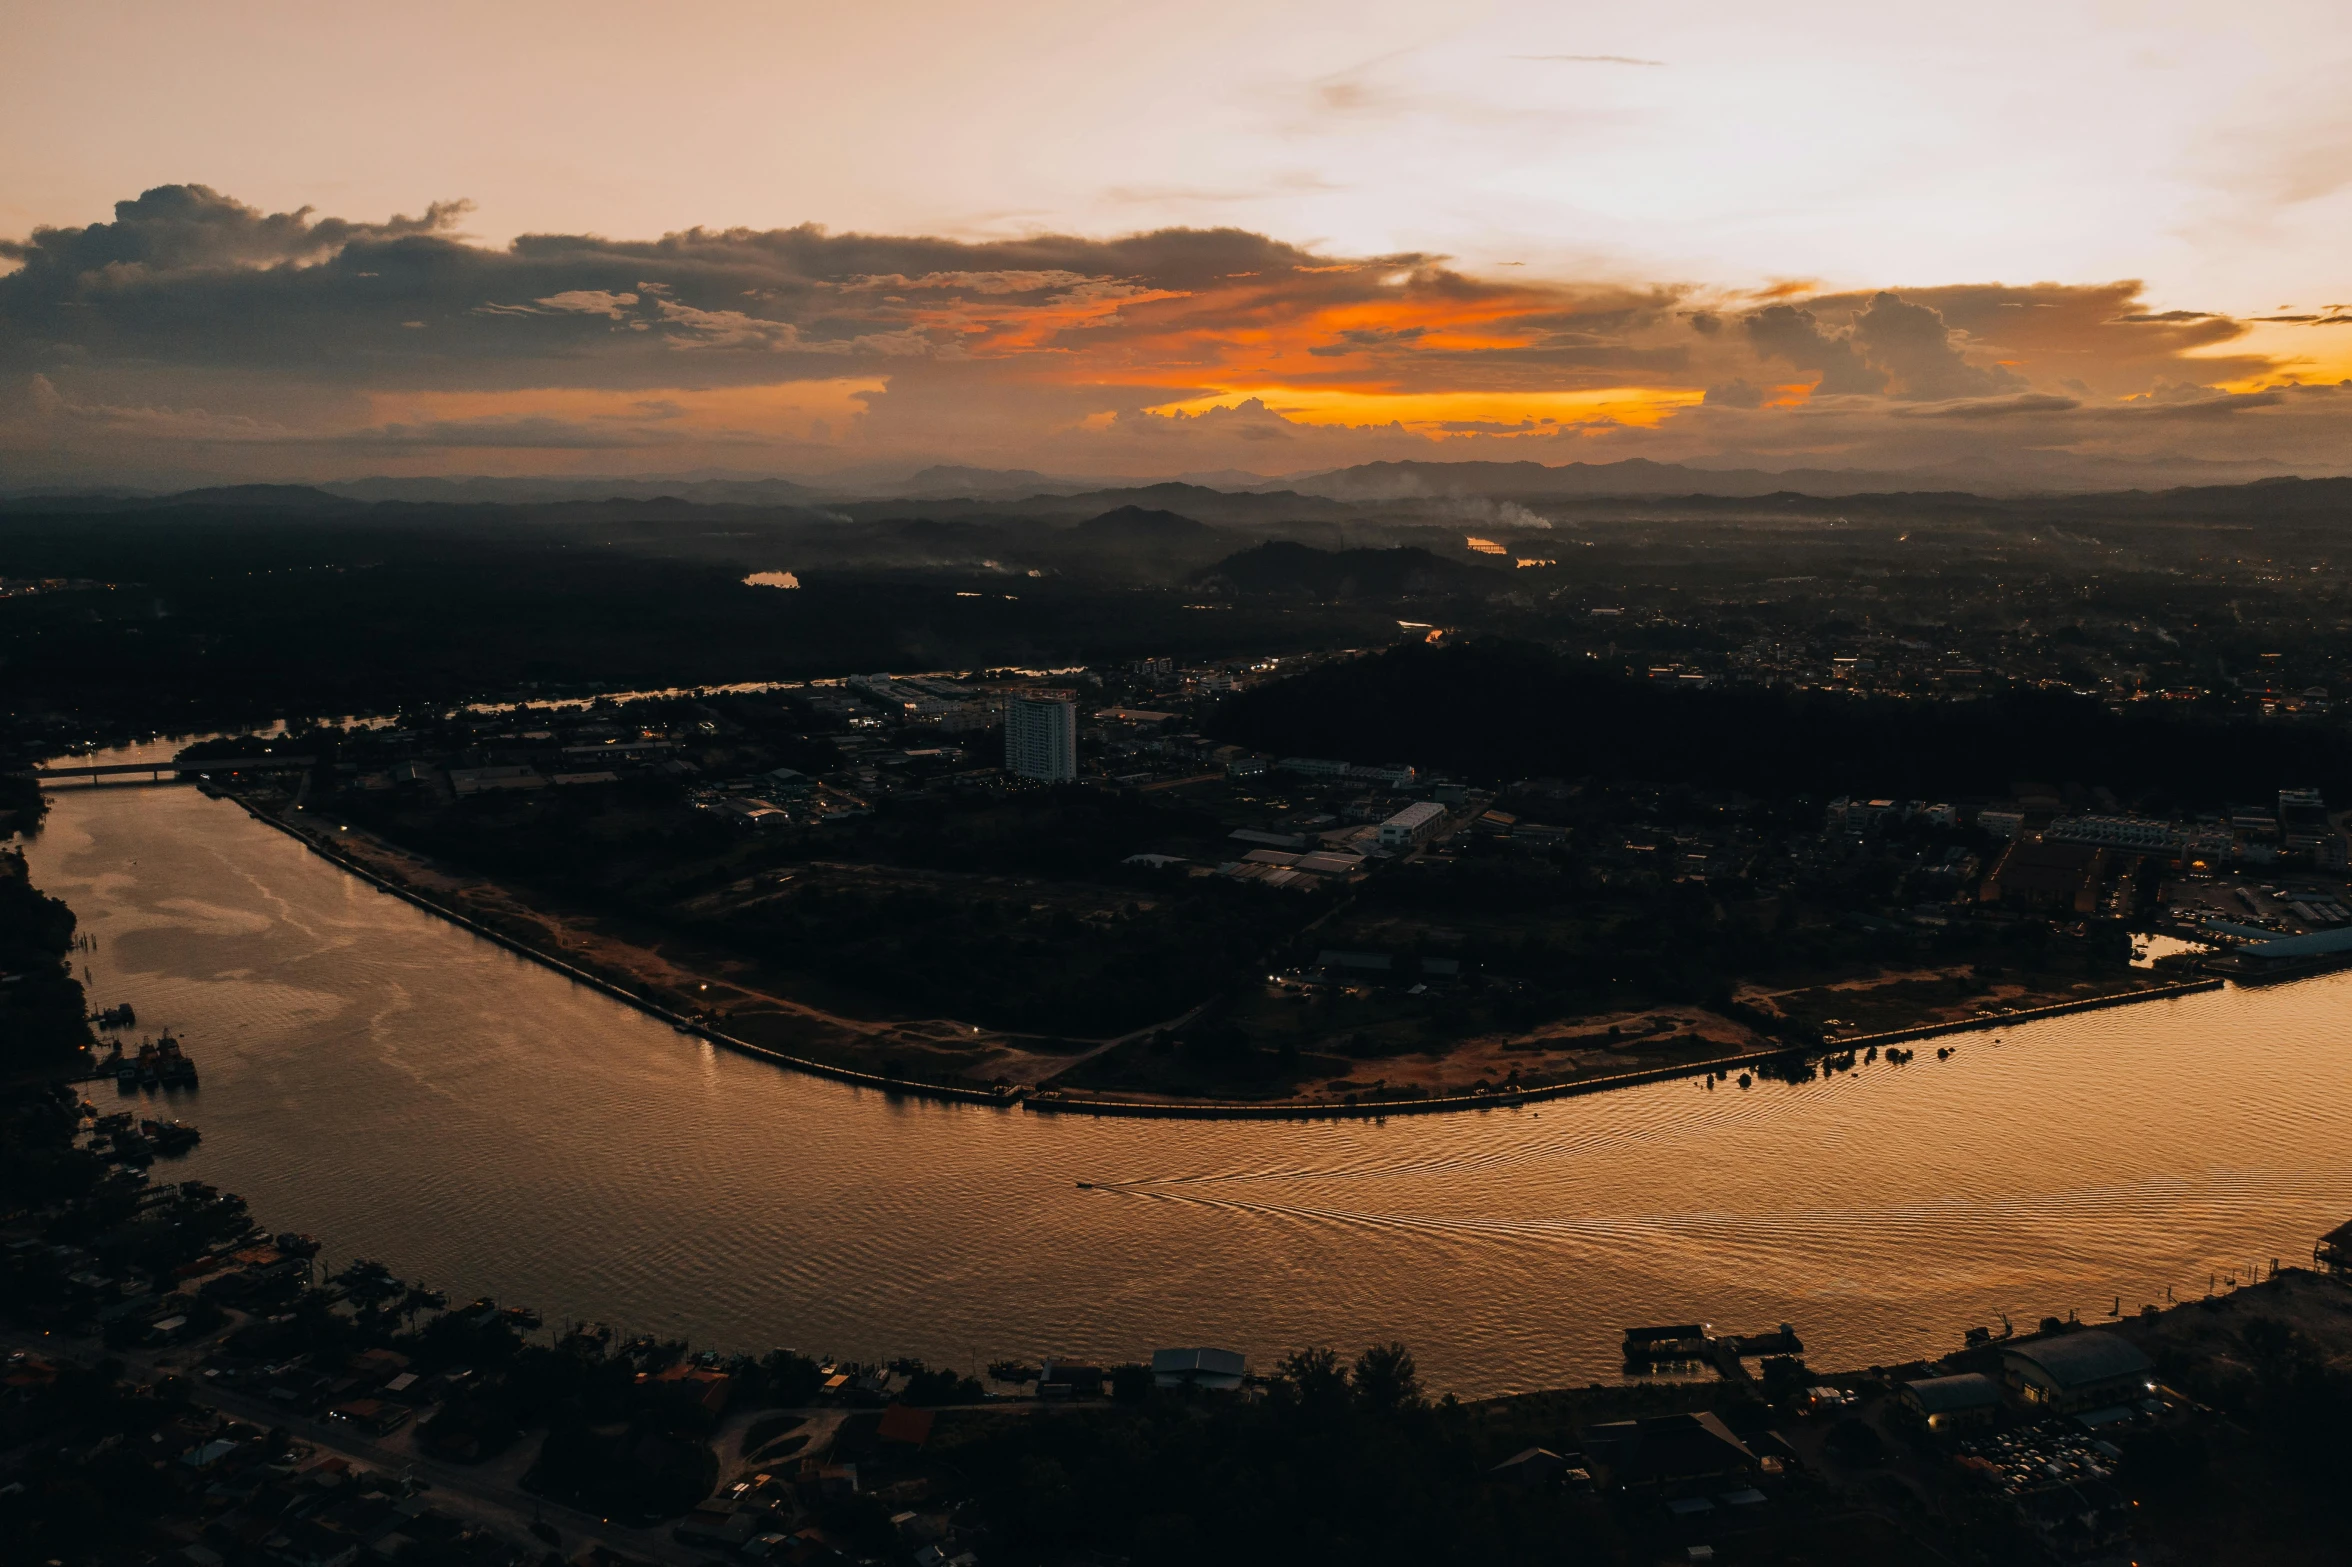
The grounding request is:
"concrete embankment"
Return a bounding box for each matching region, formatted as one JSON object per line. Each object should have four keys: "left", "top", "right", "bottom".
{"left": 234, "top": 795, "right": 2231, "bottom": 1123}
{"left": 1023, "top": 979, "right": 2229, "bottom": 1121}
{"left": 233, "top": 803, "right": 1016, "bottom": 1109}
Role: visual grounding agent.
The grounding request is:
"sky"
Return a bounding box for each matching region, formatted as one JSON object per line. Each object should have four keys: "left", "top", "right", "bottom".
{"left": 3, "top": 0, "right": 2349, "bottom": 488}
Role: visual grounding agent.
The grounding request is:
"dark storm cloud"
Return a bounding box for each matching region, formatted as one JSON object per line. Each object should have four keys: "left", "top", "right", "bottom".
{"left": 1743, "top": 292, "right": 2022, "bottom": 401}
{"left": 1743, "top": 303, "right": 1888, "bottom": 395}
{"left": 0, "top": 183, "right": 1321, "bottom": 389}
{"left": 6, "top": 185, "right": 2347, "bottom": 485}
{"left": 0, "top": 184, "right": 469, "bottom": 272}
{"left": 1849, "top": 291, "right": 2024, "bottom": 400}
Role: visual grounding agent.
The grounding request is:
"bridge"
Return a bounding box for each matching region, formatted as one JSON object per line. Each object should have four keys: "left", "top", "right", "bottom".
{"left": 31, "top": 756, "right": 317, "bottom": 788}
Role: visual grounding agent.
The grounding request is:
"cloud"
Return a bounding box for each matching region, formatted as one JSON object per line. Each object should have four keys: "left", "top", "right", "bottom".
{"left": 1890, "top": 392, "right": 2082, "bottom": 420}
{"left": 5, "top": 184, "right": 2349, "bottom": 486}
{"left": 1744, "top": 303, "right": 1888, "bottom": 395}
{"left": 1850, "top": 291, "right": 2024, "bottom": 400}
{"left": 0, "top": 183, "right": 467, "bottom": 273}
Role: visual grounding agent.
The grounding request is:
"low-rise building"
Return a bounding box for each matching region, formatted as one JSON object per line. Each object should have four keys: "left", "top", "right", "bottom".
{"left": 1980, "top": 838, "right": 2105, "bottom": 912}
{"left": 1580, "top": 1411, "right": 1758, "bottom": 1488}
{"left": 1151, "top": 1347, "right": 1246, "bottom": 1390}
{"left": 2047, "top": 814, "right": 2183, "bottom": 854}
{"left": 1377, "top": 800, "right": 1447, "bottom": 847}
{"left": 2001, "top": 1332, "right": 2154, "bottom": 1414}
{"left": 447, "top": 765, "right": 545, "bottom": 796}
{"left": 1899, "top": 1372, "right": 2003, "bottom": 1431}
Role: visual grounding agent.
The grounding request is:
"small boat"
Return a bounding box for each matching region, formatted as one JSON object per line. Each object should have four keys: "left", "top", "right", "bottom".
{"left": 142, "top": 1118, "right": 202, "bottom": 1155}
{"left": 1075, "top": 1181, "right": 1093, "bottom": 1189}
{"left": 274, "top": 1232, "right": 322, "bottom": 1257}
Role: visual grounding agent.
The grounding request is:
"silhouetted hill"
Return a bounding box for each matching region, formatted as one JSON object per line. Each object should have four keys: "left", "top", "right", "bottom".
{"left": 897, "top": 465, "right": 1074, "bottom": 499}
{"left": 1212, "top": 640, "right": 2352, "bottom": 805}
{"left": 1287, "top": 458, "right": 1913, "bottom": 501}
{"left": 1074, "top": 506, "right": 1220, "bottom": 543}
{"left": 322, "top": 475, "right": 828, "bottom": 507}
{"left": 1196, "top": 542, "right": 1501, "bottom": 598}
{"left": 161, "top": 484, "right": 353, "bottom": 509}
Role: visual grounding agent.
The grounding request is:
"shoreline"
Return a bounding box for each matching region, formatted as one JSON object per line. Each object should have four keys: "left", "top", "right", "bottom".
{"left": 230, "top": 793, "right": 2228, "bottom": 1122}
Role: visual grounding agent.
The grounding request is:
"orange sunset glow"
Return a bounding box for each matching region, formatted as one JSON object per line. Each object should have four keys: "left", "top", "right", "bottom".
{"left": 2, "top": 0, "right": 2348, "bottom": 488}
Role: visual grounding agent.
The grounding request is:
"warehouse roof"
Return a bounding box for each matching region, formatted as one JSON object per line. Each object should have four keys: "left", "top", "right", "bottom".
{"left": 2002, "top": 1332, "right": 2151, "bottom": 1389}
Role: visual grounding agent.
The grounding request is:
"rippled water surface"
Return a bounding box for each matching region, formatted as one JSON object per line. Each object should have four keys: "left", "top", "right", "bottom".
{"left": 28, "top": 778, "right": 2352, "bottom": 1392}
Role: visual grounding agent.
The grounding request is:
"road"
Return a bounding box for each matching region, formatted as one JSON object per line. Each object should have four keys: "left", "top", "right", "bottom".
{"left": 8, "top": 1326, "right": 708, "bottom": 1567}
{"left": 12, "top": 1323, "right": 1052, "bottom": 1562}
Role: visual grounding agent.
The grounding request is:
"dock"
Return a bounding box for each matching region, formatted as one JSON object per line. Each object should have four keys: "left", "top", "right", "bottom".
{"left": 1624, "top": 1322, "right": 1803, "bottom": 1382}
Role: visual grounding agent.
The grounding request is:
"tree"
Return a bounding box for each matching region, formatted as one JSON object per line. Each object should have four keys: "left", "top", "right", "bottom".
{"left": 1352, "top": 1342, "right": 1423, "bottom": 1415}
{"left": 1278, "top": 1345, "right": 1349, "bottom": 1411}
{"left": 332, "top": 1258, "right": 401, "bottom": 1313}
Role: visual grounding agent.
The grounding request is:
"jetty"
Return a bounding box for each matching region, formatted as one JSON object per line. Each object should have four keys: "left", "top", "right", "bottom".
{"left": 1623, "top": 1321, "right": 1804, "bottom": 1382}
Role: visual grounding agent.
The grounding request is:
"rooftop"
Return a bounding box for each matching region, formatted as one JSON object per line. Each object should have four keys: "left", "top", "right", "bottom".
{"left": 1903, "top": 1372, "right": 2003, "bottom": 1414}
{"left": 2003, "top": 1331, "right": 2153, "bottom": 1389}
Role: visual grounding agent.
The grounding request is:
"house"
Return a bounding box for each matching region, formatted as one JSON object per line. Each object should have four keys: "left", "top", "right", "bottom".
{"left": 640, "top": 1363, "right": 732, "bottom": 1417}
{"left": 1487, "top": 1447, "right": 1571, "bottom": 1488}
{"left": 2317, "top": 1219, "right": 2352, "bottom": 1273}
{"left": 1151, "top": 1347, "right": 1247, "bottom": 1391}
{"left": 326, "top": 1399, "right": 411, "bottom": 1436}
{"left": 346, "top": 1348, "right": 409, "bottom": 1387}
{"left": 1037, "top": 1360, "right": 1103, "bottom": 1398}
{"left": 1899, "top": 1372, "right": 2003, "bottom": 1431}
{"left": 2001, "top": 1332, "right": 2154, "bottom": 1414}
{"left": 1581, "top": 1412, "right": 1757, "bottom": 1487}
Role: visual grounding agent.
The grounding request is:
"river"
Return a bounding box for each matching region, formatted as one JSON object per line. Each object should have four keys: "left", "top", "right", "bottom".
{"left": 26, "top": 777, "right": 2352, "bottom": 1393}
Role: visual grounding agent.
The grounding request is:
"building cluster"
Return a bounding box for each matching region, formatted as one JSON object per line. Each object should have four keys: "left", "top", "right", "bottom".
{"left": 0, "top": 1367, "right": 544, "bottom": 1567}
{"left": 1890, "top": 1330, "right": 2160, "bottom": 1557}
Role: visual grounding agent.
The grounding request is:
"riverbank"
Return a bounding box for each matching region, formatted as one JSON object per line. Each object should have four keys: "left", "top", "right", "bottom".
{"left": 228, "top": 798, "right": 1019, "bottom": 1109}
{"left": 30, "top": 776, "right": 2352, "bottom": 1396}
{"left": 25, "top": 991, "right": 2352, "bottom": 1567}
{"left": 229, "top": 788, "right": 2229, "bottom": 1122}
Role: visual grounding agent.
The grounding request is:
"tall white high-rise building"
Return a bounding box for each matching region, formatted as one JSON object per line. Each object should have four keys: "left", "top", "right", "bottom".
{"left": 1004, "top": 691, "right": 1077, "bottom": 782}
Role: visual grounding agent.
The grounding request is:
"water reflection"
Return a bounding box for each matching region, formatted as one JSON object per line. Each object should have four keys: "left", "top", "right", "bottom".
{"left": 26, "top": 783, "right": 2352, "bottom": 1393}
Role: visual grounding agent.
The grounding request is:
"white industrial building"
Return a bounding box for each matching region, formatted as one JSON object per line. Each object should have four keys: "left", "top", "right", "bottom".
{"left": 1377, "top": 800, "right": 1447, "bottom": 847}
{"left": 1004, "top": 691, "right": 1077, "bottom": 782}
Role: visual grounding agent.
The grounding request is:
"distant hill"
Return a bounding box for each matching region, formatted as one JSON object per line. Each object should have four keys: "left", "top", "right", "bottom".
{"left": 1284, "top": 458, "right": 1916, "bottom": 502}
{"left": 833, "top": 481, "right": 1356, "bottom": 529}
{"left": 322, "top": 475, "right": 828, "bottom": 507}
{"left": 162, "top": 483, "right": 354, "bottom": 508}
{"left": 894, "top": 465, "right": 1078, "bottom": 499}
{"left": 3, "top": 470, "right": 2342, "bottom": 528}
{"left": 1196, "top": 541, "right": 1502, "bottom": 599}
{"left": 1073, "top": 505, "right": 1220, "bottom": 544}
